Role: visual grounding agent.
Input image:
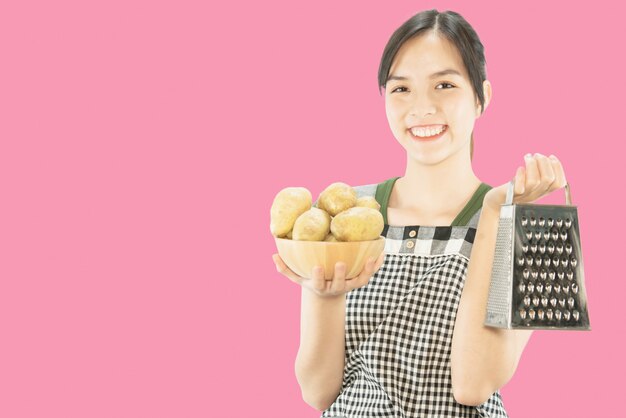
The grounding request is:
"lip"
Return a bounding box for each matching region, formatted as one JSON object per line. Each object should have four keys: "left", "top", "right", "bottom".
{"left": 408, "top": 125, "right": 448, "bottom": 141}
{"left": 408, "top": 124, "right": 447, "bottom": 129}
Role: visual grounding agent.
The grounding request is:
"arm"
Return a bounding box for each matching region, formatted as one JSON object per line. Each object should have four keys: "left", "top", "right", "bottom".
{"left": 450, "top": 203, "right": 533, "bottom": 406}
{"left": 451, "top": 153, "right": 567, "bottom": 406}
{"left": 295, "top": 288, "right": 346, "bottom": 411}
{"left": 274, "top": 252, "right": 384, "bottom": 411}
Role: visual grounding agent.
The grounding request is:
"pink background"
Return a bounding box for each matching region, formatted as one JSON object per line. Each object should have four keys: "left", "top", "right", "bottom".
{"left": 0, "top": 1, "right": 622, "bottom": 417}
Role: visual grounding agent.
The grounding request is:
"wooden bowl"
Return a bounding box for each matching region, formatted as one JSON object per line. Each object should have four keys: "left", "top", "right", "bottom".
{"left": 274, "top": 236, "right": 386, "bottom": 280}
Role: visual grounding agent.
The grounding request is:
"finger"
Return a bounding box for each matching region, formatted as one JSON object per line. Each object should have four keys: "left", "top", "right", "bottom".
{"left": 310, "top": 265, "right": 327, "bottom": 292}
{"left": 514, "top": 166, "right": 526, "bottom": 196}
{"left": 360, "top": 257, "right": 376, "bottom": 279}
{"left": 330, "top": 262, "right": 347, "bottom": 294}
{"left": 374, "top": 252, "right": 386, "bottom": 271}
{"left": 523, "top": 153, "right": 540, "bottom": 192}
{"left": 549, "top": 154, "right": 567, "bottom": 189}
{"left": 347, "top": 264, "right": 373, "bottom": 292}
{"left": 273, "top": 253, "right": 303, "bottom": 285}
{"left": 368, "top": 256, "right": 377, "bottom": 274}
{"left": 347, "top": 257, "right": 376, "bottom": 292}
{"left": 533, "top": 153, "right": 556, "bottom": 192}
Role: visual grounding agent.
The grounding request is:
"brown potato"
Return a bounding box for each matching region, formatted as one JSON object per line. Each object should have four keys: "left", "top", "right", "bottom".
{"left": 323, "top": 232, "right": 338, "bottom": 242}
{"left": 330, "top": 207, "right": 384, "bottom": 242}
{"left": 356, "top": 196, "right": 381, "bottom": 211}
{"left": 270, "top": 187, "right": 312, "bottom": 238}
{"left": 316, "top": 182, "right": 357, "bottom": 216}
{"left": 292, "top": 207, "right": 332, "bottom": 241}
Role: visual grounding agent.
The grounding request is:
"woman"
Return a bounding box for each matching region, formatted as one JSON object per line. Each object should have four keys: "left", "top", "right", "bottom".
{"left": 272, "top": 9, "right": 566, "bottom": 418}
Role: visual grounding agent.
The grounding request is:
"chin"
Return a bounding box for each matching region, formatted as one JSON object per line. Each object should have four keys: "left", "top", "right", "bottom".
{"left": 407, "top": 150, "right": 449, "bottom": 165}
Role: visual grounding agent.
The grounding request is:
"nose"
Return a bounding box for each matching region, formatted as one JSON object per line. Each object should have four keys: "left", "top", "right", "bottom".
{"left": 408, "top": 94, "right": 437, "bottom": 118}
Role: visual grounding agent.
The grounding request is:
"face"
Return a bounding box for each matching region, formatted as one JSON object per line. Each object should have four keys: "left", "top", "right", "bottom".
{"left": 384, "top": 31, "right": 491, "bottom": 164}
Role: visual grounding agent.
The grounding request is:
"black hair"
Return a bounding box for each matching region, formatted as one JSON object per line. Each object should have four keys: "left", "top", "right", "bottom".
{"left": 377, "top": 9, "right": 487, "bottom": 160}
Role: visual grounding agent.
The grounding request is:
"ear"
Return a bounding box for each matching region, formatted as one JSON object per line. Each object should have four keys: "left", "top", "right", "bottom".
{"left": 476, "top": 79, "right": 492, "bottom": 118}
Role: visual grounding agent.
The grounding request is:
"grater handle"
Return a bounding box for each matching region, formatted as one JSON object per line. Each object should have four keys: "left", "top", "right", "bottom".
{"left": 505, "top": 180, "right": 572, "bottom": 205}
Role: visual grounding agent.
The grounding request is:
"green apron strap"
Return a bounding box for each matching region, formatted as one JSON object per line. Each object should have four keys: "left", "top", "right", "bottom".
{"left": 451, "top": 182, "right": 493, "bottom": 226}
{"left": 375, "top": 176, "right": 401, "bottom": 225}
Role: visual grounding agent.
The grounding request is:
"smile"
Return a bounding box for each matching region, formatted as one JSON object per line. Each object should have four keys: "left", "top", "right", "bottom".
{"left": 409, "top": 125, "right": 448, "bottom": 141}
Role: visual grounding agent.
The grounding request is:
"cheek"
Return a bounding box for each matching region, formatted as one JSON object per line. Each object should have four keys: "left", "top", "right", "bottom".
{"left": 448, "top": 101, "right": 475, "bottom": 129}
{"left": 387, "top": 99, "right": 406, "bottom": 118}
{"left": 385, "top": 104, "right": 401, "bottom": 127}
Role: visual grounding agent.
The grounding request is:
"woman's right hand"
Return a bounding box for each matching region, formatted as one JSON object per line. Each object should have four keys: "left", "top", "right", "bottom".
{"left": 272, "top": 252, "right": 386, "bottom": 299}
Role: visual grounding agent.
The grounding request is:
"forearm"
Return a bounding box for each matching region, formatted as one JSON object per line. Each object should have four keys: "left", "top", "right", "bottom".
{"left": 295, "top": 287, "right": 346, "bottom": 410}
{"left": 451, "top": 204, "right": 531, "bottom": 405}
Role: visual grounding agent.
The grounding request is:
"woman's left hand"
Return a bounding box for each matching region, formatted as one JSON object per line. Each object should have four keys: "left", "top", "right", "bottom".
{"left": 483, "top": 153, "right": 568, "bottom": 212}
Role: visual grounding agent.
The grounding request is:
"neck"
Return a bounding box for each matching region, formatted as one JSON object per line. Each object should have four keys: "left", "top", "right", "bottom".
{"left": 395, "top": 148, "right": 481, "bottom": 213}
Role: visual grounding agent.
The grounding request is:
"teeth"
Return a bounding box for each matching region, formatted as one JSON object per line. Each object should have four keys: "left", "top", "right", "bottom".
{"left": 411, "top": 125, "right": 446, "bottom": 137}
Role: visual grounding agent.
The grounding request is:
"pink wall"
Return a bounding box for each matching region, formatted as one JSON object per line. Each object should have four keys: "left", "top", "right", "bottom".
{"left": 0, "top": 1, "right": 621, "bottom": 417}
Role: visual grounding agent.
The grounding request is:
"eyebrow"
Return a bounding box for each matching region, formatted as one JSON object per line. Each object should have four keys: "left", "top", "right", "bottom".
{"left": 386, "top": 68, "right": 462, "bottom": 83}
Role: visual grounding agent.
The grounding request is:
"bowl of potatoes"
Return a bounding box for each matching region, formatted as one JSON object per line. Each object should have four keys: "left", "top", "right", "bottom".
{"left": 271, "top": 182, "right": 386, "bottom": 280}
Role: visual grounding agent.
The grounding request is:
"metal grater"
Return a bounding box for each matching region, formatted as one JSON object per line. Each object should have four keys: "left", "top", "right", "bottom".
{"left": 484, "top": 180, "right": 591, "bottom": 330}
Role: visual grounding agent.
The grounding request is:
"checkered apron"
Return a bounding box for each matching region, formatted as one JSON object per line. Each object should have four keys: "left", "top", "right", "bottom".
{"left": 321, "top": 181, "right": 509, "bottom": 418}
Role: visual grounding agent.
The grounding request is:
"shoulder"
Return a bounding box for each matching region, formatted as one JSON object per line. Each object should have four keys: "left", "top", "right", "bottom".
{"left": 465, "top": 182, "right": 496, "bottom": 228}
{"left": 352, "top": 182, "right": 379, "bottom": 198}
{"left": 355, "top": 176, "right": 401, "bottom": 200}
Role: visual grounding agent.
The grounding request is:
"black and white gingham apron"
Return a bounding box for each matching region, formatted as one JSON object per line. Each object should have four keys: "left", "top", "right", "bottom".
{"left": 321, "top": 177, "right": 509, "bottom": 418}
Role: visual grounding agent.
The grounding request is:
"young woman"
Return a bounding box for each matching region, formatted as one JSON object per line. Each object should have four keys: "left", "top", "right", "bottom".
{"left": 273, "top": 9, "right": 566, "bottom": 418}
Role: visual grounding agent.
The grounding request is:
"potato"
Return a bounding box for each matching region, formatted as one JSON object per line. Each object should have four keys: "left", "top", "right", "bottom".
{"left": 286, "top": 229, "right": 293, "bottom": 239}
{"left": 292, "top": 207, "right": 332, "bottom": 241}
{"left": 316, "top": 182, "right": 357, "bottom": 216}
{"left": 356, "top": 196, "right": 381, "bottom": 211}
{"left": 323, "top": 233, "right": 338, "bottom": 242}
{"left": 270, "top": 187, "right": 312, "bottom": 237}
{"left": 330, "top": 207, "right": 384, "bottom": 242}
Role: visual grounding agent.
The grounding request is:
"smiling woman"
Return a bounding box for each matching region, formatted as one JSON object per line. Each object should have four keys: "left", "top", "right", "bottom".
{"left": 318, "top": 9, "right": 510, "bottom": 418}
{"left": 280, "top": 8, "right": 522, "bottom": 418}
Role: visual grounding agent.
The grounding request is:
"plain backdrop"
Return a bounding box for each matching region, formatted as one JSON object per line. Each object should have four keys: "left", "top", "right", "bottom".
{"left": 0, "top": 1, "right": 623, "bottom": 417}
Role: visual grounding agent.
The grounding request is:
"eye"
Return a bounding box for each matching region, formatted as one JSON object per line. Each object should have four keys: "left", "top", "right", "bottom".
{"left": 390, "top": 83, "right": 455, "bottom": 94}
{"left": 390, "top": 86, "right": 407, "bottom": 93}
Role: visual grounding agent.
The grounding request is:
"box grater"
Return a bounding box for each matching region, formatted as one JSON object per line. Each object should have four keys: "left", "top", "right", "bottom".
{"left": 484, "top": 180, "right": 591, "bottom": 330}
